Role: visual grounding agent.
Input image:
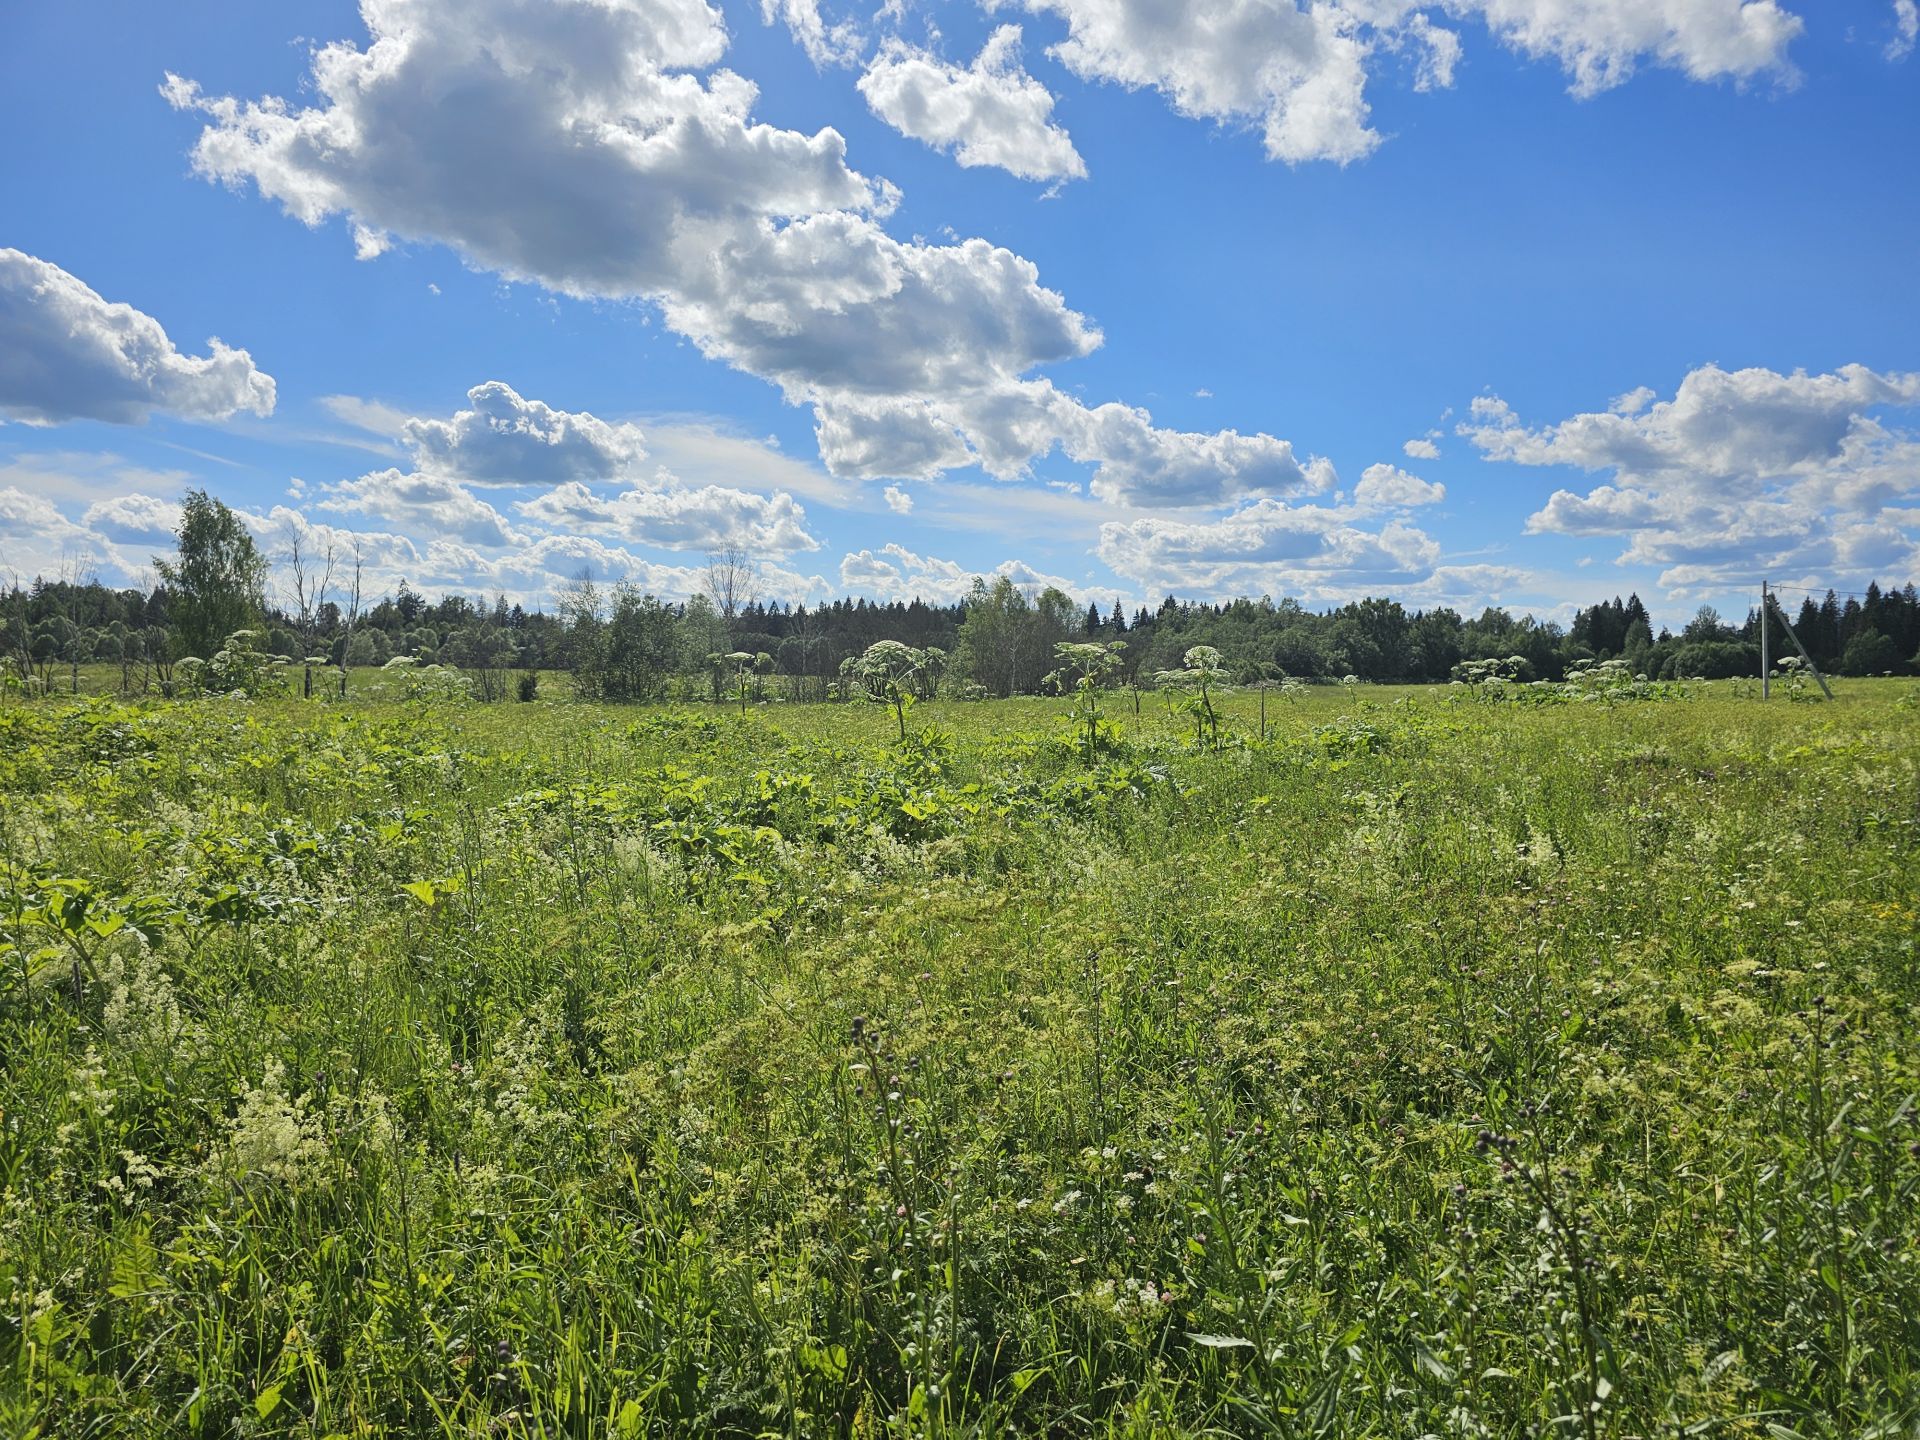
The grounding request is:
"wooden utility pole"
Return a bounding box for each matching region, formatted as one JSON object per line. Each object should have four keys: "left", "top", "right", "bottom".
{"left": 1760, "top": 580, "right": 1770, "bottom": 698}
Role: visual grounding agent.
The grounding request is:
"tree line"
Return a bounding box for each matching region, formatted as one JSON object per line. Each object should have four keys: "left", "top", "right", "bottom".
{"left": 7, "top": 489, "right": 1919, "bottom": 698}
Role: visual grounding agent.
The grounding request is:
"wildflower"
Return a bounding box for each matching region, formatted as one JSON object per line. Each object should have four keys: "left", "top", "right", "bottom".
{"left": 58, "top": 1049, "right": 116, "bottom": 1144}
{"left": 1087, "top": 1277, "right": 1171, "bottom": 1324}
{"left": 220, "top": 1059, "right": 330, "bottom": 1191}
{"left": 100, "top": 1150, "right": 164, "bottom": 1209}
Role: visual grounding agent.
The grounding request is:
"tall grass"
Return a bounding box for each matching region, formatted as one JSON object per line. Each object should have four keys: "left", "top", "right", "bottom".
{"left": 2, "top": 682, "right": 1918, "bottom": 1436}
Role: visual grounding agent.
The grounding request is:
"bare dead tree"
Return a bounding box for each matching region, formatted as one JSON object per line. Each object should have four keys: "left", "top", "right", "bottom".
{"left": 703, "top": 545, "right": 761, "bottom": 641}
{"left": 284, "top": 524, "right": 337, "bottom": 653}
{"left": 556, "top": 569, "right": 605, "bottom": 629}
{"left": 284, "top": 524, "right": 337, "bottom": 696}
{"left": 57, "top": 553, "right": 100, "bottom": 590}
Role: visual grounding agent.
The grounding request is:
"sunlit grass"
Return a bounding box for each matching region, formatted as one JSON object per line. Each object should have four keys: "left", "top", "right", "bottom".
{"left": 3, "top": 680, "right": 1918, "bottom": 1436}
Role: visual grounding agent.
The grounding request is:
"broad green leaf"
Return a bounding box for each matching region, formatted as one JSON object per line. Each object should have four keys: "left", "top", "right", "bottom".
{"left": 1414, "top": 1341, "right": 1456, "bottom": 1383}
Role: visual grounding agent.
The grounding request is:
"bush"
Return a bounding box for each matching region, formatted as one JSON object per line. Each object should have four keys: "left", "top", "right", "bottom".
{"left": 1840, "top": 628, "right": 1902, "bottom": 676}
{"left": 517, "top": 670, "right": 540, "bottom": 702}
{"left": 1667, "top": 639, "right": 1757, "bottom": 680}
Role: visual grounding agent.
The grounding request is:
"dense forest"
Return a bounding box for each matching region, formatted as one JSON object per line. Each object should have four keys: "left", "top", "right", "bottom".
{"left": 10, "top": 570, "right": 1919, "bottom": 698}
{"left": 5, "top": 491, "right": 1918, "bottom": 696}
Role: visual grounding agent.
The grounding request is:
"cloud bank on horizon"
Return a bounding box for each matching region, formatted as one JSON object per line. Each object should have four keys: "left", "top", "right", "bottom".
{"left": 0, "top": 0, "right": 1915, "bottom": 622}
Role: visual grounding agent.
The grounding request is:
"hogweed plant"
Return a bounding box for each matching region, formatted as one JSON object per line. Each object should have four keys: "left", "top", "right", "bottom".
{"left": 724, "top": 651, "right": 757, "bottom": 715}
{"left": 1155, "top": 645, "right": 1231, "bottom": 751}
{"left": 171, "top": 627, "right": 288, "bottom": 700}
{"left": 1771, "top": 655, "right": 1821, "bottom": 701}
{"left": 1046, "top": 640, "right": 1126, "bottom": 762}
{"left": 1242, "top": 666, "right": 1302, "bottom": 740}
{"left": 850, "top": 639, "right": 929, "bottom": 742}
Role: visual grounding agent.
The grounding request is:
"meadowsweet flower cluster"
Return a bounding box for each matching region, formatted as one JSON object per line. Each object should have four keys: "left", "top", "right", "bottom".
{"left": 1085, "top": 1277, "right": 1176, "bottom": 1325}
{"left": 100, "top": 1149, "right": 165, "bottom": 1210}
{"left": 102, "top": 937, "right": 201, "bottom": 1065}
{"left": 58, "top": 1049, "right": 115, "bottom": 1146}
{"left": 218, "top": 1060, "right": 330, "bottom": 1191}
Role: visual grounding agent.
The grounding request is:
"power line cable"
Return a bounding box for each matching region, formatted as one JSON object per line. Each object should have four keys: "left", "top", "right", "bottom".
{"left": 1766, "top": 584, "right": 1903, "bottom": 602}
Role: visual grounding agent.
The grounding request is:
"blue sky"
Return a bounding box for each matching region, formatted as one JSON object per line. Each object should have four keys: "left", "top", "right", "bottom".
{"left": 3, "top": 0, "right": 1917, "bottom": 626}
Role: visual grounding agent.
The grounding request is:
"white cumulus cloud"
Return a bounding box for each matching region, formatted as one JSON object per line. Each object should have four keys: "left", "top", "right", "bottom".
{"left": 1098, "top": 498, "right": 1443, "bottom": 599}
{"left": 1057, "top": 398, "right": 1333, "bottom": 506}
{"left": 839, "top": 542, "right": 1078, "bottom": 602}
{"left": 1471, "top": 0, "right": 1802, "bottom": 96}
{"left": 0, "top": 249, "right": 275, "bottom": 426}
{"left": 812, "top": 380, "right": 1334, "bottom": 506}
{"left": 167, "top": 0, "right": 1310, "bottom": 503}
{"left": 0, "top": 455, "right": 210, "bottom": 586}
{"left": 82, "top": 493, "right": 185, "bottom": 545}
{"left": 513, "top": 479, "right": 820, "bottom": 553}
{"left": 1012, "top": 0, "right": 1802, "bottom": 165}
{"left": 0, "top": 486, "right": 112, "bottom": 580}
{"left": 1354, "top": 462, "right": 1444, "bottom": 508}
{"left": 1463, "top": 362, "right": 1920, "bottom": 590}
{"left": 1026, "top": 0, "right": 1383, "bottom": 164}
{"left": 859, "top": 26, "right": 1087, "bottom": 184}
{"left": 401, "top": 381, "right": 649, "bottom": 485}
{"left": 813, "top": 395, "right": 972, "bottom": 481}
{"left": 321, "top": 469, "right": 526, "bottom": 548}
{"left": 761, "top": 0, "right": 864, "bottom": 66}
{"left": 314, "top": 381, "right": 825, "bottom": 558}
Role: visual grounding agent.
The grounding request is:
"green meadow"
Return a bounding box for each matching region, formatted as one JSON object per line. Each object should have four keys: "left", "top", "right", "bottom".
{"left": 4, "top": 680, "right": 1918, "bottom": 1437}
